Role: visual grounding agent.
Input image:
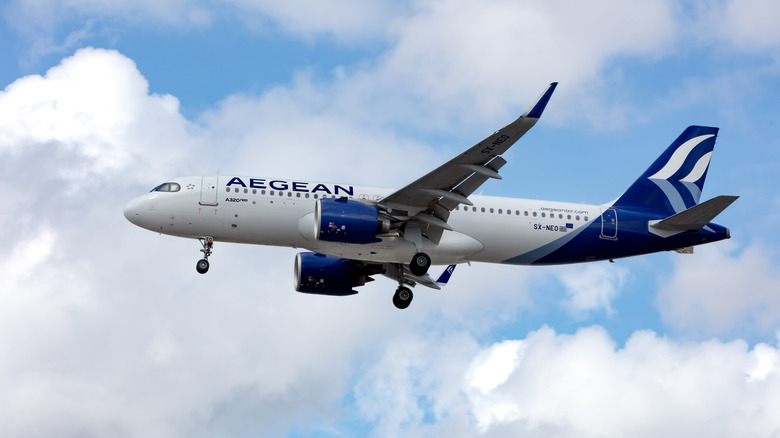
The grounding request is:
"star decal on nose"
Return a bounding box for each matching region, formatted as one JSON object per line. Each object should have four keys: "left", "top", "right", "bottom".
{"left": 186, "top": 184, "right": 196, "bottom": 190}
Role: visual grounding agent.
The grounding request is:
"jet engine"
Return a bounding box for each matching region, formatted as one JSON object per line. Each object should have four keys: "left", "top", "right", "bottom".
{"left": 315, "top": 197, "right": 390, "bottom": 244}
{"left": 294, "top": 252, "right": 369, "bottom": 296}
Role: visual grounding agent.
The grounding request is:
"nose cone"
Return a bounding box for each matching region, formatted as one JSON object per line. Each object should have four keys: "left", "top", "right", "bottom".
{"left": 123, "top": 197, "right": 144, "bottom": 227}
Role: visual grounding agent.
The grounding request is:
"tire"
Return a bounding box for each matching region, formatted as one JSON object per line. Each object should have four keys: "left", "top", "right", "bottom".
{"left": 393, "top": 287, "right": 413, "bottom": 309}
{"left": 409, "top": 252, "right": 431, "bottom": 276}
{"left": 196, "top": 259, "right": 210, "bottom": 274}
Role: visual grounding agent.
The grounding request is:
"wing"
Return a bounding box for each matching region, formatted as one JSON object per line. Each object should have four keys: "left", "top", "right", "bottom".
{"left": 379, "top": 82, "right": 558, "bottom": 243}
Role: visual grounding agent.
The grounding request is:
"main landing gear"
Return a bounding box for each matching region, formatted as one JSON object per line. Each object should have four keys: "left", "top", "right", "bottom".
{"left": 409, "top": 252, "right": 431, "bottom": 276}
{"left": 391, "top": 253, "right": 431, "bottom": 309}
{"left": 393, "top": 286, "right": 413, "bottom": 310}
{"left": 391, "top": 254, "right": 429, "bottom": 310}
{"left": 196, "top": 236, "right": 213, "bottom": 274}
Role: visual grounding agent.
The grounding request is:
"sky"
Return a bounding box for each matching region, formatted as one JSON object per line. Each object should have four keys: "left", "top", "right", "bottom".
{"left": 1, "top": 0, "right": 780, "bottom": 436}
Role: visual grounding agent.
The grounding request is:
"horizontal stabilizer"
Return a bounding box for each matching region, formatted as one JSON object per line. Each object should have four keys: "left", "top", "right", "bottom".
{"left": 651, "top": 195, "right": 738, "bottom": 232}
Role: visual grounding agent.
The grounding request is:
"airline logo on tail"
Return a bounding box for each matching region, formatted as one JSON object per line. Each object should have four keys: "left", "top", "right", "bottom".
{"left": 648, "top": 133, "right": 714, "bottom": 213}
{"left": 613, "top": 126, "right": 719, "bottom": 215}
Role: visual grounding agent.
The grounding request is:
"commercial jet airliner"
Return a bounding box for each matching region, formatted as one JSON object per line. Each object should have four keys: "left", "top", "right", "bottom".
{"left": 124, "top": 83, "right": 738, "bottom": 309}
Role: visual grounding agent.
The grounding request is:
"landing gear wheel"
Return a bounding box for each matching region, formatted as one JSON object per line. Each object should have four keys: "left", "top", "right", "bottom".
{"left": 393, "top": 286, "right": 413, "bottom": 310}
{"left": 196, "top": 258, "right": 210, "bottom": 274}
{"left": 409, "top": 252, "right": 431, "bottom": 276}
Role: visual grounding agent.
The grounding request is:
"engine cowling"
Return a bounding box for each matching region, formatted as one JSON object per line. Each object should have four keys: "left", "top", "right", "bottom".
{"left": 315, "top": 197, "right": 388, "bottom": 244}
{"left": 294, "top": 252, "right": 367, "bottom": 296}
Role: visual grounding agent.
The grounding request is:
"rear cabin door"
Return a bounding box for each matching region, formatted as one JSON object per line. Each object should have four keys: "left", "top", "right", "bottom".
{"left": 600, "top": 207, "right": 618, "bottom": 240}
{"left": 200, "top": 176, "right": 219, "bottom": 206}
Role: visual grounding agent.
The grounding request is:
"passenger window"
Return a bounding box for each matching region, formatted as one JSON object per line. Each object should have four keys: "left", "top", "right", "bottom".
{"left": 296, "top": 193, "right": 301, "bottom": 198}
{"left": 244, "top": 188, "right": 248, "bottom": 194}
{"left": 481, "top": 207, "right": 485, "bottom": 213}
{"left": 270, "top": 191, "right": 275, "bottom": 196}
{"left": 490, "top": 208, "right": 494, "bottom": 213}
{"left": 584, "top": 216, "right": 589, "bottom": 221}
{"left": 498, "top": 209, "right": 502, "bottom": 214}
{"left": 567, "top": 214, "right": 571, "bottom": 220}
{"left": 533, "top": 212, "right": 537, "bottom": 217}
{"left": 305, "top": 193, "right": 310, "bottom": 198}
{"left": 541, "top": 213, "right": 546, "bottom": 218}
{"left": 576, "top": 215, "right": 580, "bottom": 221}
{"left": 252, "top": 189, "right": 257, "bottom": 194}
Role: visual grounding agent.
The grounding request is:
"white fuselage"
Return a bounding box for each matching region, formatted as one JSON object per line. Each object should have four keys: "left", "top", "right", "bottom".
{"left": 124, "top": 176, "right": 601, "bottom": 266}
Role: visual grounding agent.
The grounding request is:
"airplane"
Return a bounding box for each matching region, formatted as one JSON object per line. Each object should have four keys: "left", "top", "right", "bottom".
{"left": 123, "top": 82, "right": 738, "bottom": 309}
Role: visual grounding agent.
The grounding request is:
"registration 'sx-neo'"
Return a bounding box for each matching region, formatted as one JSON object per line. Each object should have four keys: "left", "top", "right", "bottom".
{"left": 124, "top": 83, "right": 738, "bottom": 309}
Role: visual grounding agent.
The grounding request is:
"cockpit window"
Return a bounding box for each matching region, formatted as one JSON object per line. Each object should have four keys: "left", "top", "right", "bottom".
{"left": 151, "top": 182, "right": 181, "bottom": 193}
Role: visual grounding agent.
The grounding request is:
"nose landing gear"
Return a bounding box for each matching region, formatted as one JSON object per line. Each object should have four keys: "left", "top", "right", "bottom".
{"left": 196, "top": 236, "right": 213, "bottom": 274}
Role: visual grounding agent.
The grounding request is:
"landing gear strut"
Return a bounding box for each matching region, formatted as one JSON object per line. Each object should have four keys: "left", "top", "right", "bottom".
{"left": 196, "top": 236, "right": 213, "bottom": 274}
{"left": 392, "top": 263, "right": 414, "bottom": 309}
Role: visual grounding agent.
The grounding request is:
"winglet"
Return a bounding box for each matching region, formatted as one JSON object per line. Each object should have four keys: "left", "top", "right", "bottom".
{"left": 524, "top": 82, "right": 558, "bottom": 119}
{"left": 435, "top": 264, "right": 457, "bottom": 285}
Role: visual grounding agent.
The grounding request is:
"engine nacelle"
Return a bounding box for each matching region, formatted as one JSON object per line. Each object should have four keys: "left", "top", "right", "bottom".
{"left": 315, "top": 197, "right": 389, "bottom": 244}
{"left": 294, "top": 252, "right": 367, "bottom": 296}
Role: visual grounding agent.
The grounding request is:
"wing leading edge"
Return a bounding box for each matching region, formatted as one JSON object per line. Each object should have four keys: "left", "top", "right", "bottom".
{"left": 379, "top": 82, "right": 558, "bottom": 244}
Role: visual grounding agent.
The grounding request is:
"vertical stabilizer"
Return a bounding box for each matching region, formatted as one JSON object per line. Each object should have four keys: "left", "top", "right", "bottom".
{"left": 613, "top": 126, "right": 718, "bottom": 215}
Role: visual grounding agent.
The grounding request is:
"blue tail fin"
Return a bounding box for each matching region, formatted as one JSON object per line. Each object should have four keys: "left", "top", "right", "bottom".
{"left": 613, "top": 126, "right": 719, "bottom": 215}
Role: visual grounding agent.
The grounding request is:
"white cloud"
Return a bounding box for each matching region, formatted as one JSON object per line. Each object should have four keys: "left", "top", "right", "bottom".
{"left": 224, "top": 0, "right": 405, "bottom": 41}
{"left": 657, "top": 241, "right": 780, "bottom": 336}
{"left": 0, "top": 47, "right": 193, "bottom": 187}
{"left": 0, "top": 47, "right": 377, "bottom": 437}
{"left": 195, "top": 83, "right": 440, "bottom": 187}
{"left": 0, "top": 0, "right": 686, "bottom": 132}
{"left": 3, "top": 0, "right": 399, "bottom": 59}
{"left": 377, "top": 0, "right": 677, "bottom": 118}
{"left": 468, "top": 340, "right": 523, "bottom": 394}
{"left": 558, "top": 263, "right": 630, "bottom": 317}
{"left": 305, "top": 0, "right": 682, "bottom": 133}
{"left": 3, "top": 0, "right": 211, "bottom": 61}
{"left": 9, "top": 0, "right": 779, "bottom": 136}
{"left": 693, "top": 0, "right": 780, "bottom": 52}
{"left": 349, "top": 326, "right": 780, "bottom": 437}
{"left": 459, "top": 327, "right": 780, "bottom": 437}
